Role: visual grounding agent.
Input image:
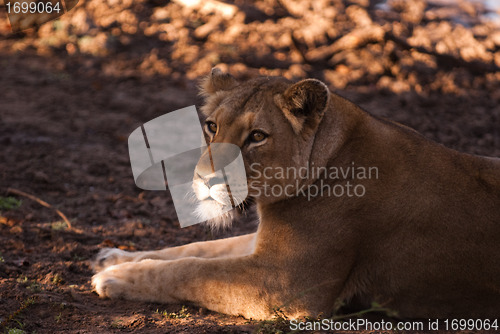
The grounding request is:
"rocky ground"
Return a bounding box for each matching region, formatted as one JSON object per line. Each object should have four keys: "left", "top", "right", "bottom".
{"left": 0, "top": 0, "right": 499, "bottom": 333}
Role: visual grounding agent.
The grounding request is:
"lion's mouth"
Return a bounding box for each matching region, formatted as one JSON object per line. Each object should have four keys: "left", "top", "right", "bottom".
{"left": 202, "top": 198, "right": 230, "bottom": 209}
{"left": 194, "top": 180, "right": 234, "bottom": 206}
{"left": 208, "top": 184, "right": 234, "bottom": 206}
{"left": 194, "top": 197, "right": 232, "bottom": 224}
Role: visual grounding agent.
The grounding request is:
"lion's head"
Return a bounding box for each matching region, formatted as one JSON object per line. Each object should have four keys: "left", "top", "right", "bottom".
{"left": 192, "top": 69, "right": 330, "bottom": 228}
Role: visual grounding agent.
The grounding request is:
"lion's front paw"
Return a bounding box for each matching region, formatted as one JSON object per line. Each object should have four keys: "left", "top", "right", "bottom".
{"left": 92, "top": 268, "right": 130, "bottom": 299}
{"left": 92, "top": 272, "right": 126, "bottom": 298}
{"left": 93, "top": 248, "right": 133, "bottom": 272}
{"left": 91, "top": 260, "right": 168, "bottom": 302}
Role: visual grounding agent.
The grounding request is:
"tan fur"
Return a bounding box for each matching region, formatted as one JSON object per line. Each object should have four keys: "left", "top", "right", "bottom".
{"left": 92, "top": 70, "right": 500, "bottom": 320}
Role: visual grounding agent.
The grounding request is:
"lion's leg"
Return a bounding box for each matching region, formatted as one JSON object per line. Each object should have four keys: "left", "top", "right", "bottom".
{"left": 92, "top": 255, "right": 326, "bottom": 319}
{"left": 93, "top": 232, "right": 256, "bottom": 272}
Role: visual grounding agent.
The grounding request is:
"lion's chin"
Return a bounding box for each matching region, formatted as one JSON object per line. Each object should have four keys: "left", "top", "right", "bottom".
{"left": 195, "top": 199, "right": 234, "bottom": 230}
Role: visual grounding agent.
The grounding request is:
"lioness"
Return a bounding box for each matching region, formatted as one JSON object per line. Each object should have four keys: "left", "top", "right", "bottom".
{"left": 92, "top": 69, "right": 500, "bottom": 320}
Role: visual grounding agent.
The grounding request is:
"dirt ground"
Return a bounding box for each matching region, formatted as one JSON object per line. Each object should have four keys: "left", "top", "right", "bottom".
{"left": 0, "top": 0, "right": 499, "bottom": 333}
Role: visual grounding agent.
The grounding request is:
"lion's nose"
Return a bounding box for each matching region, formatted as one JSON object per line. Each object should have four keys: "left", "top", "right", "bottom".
{"left": 207, "top": 176, "right": 226, "bottom": 188}
{"left": 196, "top": 172, "right": 226, "bottom": 188}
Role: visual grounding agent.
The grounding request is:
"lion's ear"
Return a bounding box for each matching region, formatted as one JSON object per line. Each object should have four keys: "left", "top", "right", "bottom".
{"left": 274, "top": 79, "right": 329, "bottom": 134}
{"left": 199, "top": 68, "right": 238, "bottom": 97}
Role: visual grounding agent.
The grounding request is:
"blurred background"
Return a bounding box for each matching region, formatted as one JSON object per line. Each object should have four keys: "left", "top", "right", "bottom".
{"left": 0, "top": 0, "right": 499, "bottom": 332}
{"left": 1, "top": 0, "right": 499, "bottom": 151}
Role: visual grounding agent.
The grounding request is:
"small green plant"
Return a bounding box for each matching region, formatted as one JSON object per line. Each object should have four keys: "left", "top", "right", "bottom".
{"left": 330, "top": 301, "right": 398, "bottom": 321}
{"left": 54, "top": 312, "right": 62, "bottom": 323}
{"left": 51, "top": 273, "right": 64, "bottom": 285}
{"left": 110, "top": 319, "right": 126, "bottom": 329}
{"left": 16, "top": 276, "right": 29, "bottom": 284}
{"left": 0, "top": 253, "right": 4, "bottom": 263}
{"left": 0, "top": 196, "right": 22, "bottom": 211}
{"left": 0, "top": 297, "right": 36, "bottom": 330}
{"left": 7, "top": 328, "right": 26, "bottom": 334}
{"left": 16, "top": 275, "right": 42, "bottom": 292}
{"left": 156, "top": 305, "right": 191, "bottom": 319}
{"left": 27, "top": 281, "right": 41, "bottom": 293}
{"left": 254, "top": 307, "right": 290, "bottom": 334}
{"left": 71, "top": 254, "right": 85, "bottom": 261}
{"left": 177, "top": 306, "right": 191, "bottom": 319}
{"left": 51, "top": 220, "right": 69, "bottom": 231}
{"left": 255, "top": 301, "right": 399, "bottom": 334}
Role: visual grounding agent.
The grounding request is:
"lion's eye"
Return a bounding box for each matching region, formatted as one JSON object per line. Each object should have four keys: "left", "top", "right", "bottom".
{"left": 206, "top": 121, "right": 217, "bottom": 134}
{"left": 249, "top": 131, "right": 267, "bottom": 143}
